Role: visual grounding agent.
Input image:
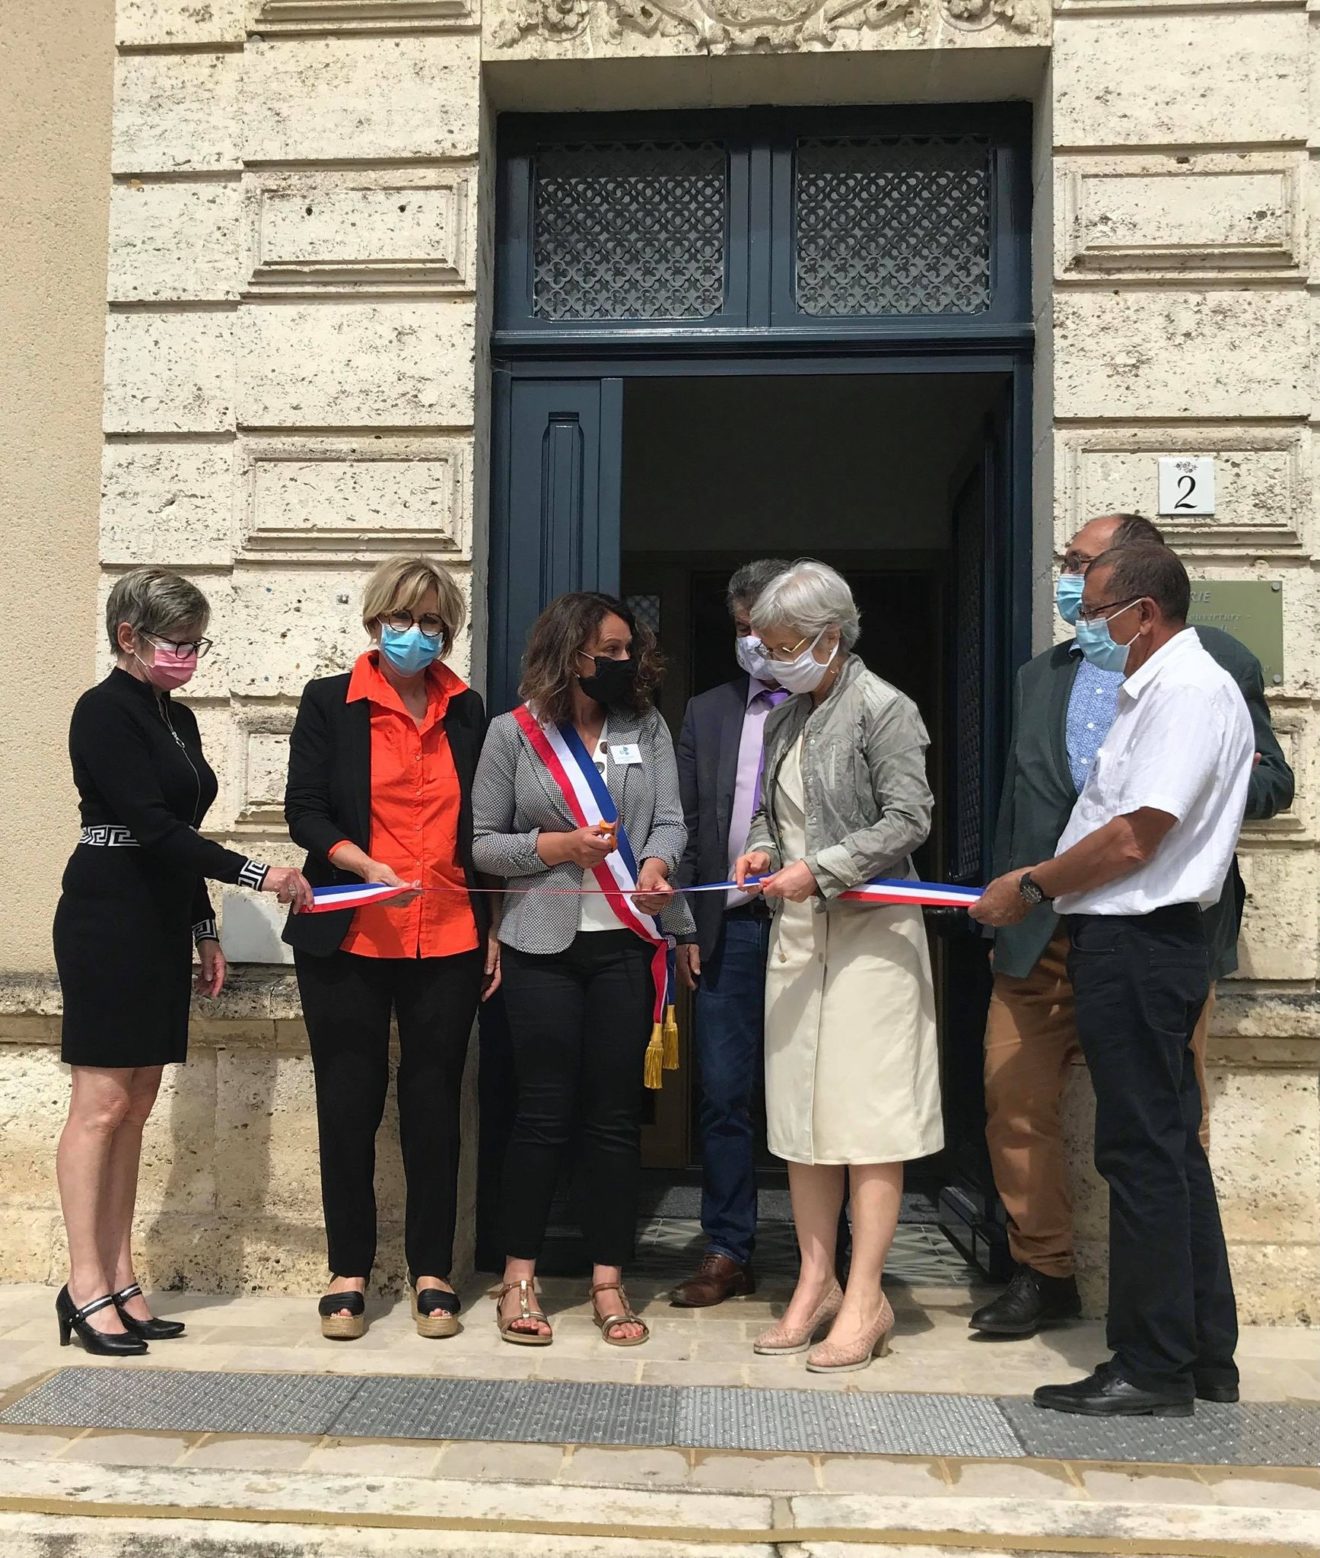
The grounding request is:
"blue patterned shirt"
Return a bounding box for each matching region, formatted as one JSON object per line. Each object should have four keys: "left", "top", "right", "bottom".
{"left": 1066, "top": 650, "right": 1123, "bottom": 795}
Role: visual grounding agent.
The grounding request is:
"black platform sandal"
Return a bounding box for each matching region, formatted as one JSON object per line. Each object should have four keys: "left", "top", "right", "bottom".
{"left": 319, "top": 1288, "right": 366, "bottom": 1340}
{"left": 56, "top": 1286, "right": 148, "bottom": 1357}
{"left": 112, "top": 1283, "right": 185, "bottom": 1341}
{"left": 411, "top": 1283, "right": 461, "bottom": 1339}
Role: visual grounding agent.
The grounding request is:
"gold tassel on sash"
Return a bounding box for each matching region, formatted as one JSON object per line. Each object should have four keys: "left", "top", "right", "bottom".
{"left": 662, "top": 1004, "right": 680, "bottom": 1071}
{"left": 644, "top": 1022, "right": 665, "bottom": 1091}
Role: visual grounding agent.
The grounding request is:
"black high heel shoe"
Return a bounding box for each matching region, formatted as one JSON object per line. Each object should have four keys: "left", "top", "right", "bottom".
{"left": 112, "top": 1283, "right": 185, "bottom": 1341}
{"left": 56, "top": 1286, "right": 148, "bottom": 1357}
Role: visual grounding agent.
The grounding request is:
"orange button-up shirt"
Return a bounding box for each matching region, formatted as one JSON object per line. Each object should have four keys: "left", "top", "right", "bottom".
{"left": 339, "top": 651, "right": 479, "bottom": 961}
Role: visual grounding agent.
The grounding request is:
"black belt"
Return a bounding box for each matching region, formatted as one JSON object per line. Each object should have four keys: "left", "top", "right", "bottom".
{"left": 725, "top": 899, "right": 771, "bottom": 922}
{"left": 1066, "top": 902, "right": 1201, "bottom": 930}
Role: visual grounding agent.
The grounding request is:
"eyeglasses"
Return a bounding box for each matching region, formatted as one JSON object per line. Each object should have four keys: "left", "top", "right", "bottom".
{"left": 1075, "top": 595, "right": 1144, "bottom": 625}
{"left": 145, "top": 632, "right": 213, "bottom": 659}
{"left": 380, "top": 610, "right": 445, "bottom": 638}
{"left": 762, "top": 633, "right": 815, "bottom": 664}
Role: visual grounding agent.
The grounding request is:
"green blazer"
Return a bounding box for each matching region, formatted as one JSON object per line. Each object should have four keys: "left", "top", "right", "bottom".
{"left": 990, "top": 625, "right": 1294, "bottom": 980}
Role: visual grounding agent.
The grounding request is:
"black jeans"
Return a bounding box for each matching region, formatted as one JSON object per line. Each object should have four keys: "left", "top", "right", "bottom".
{"left": 1067, "top": 907, "right": 1238, "bottom": 1396}
{"left": 499, "top": 931, "right": 654, "bottom": 1267}
{"left": 294, "top": 947, "right": 483, "bottom": 1281}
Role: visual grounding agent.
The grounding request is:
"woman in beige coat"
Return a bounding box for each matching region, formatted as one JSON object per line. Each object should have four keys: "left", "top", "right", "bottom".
{"left": 734, "top": 560, "right": 942, "bottom": 1374}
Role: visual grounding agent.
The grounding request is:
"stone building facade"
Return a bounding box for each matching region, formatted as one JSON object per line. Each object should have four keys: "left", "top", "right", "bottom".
{"left": 0, "top": 0, "right": 1316, "bottom": 1318}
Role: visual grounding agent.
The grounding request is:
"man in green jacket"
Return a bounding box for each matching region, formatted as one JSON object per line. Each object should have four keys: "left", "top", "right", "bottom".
{"left": 969, "top": 513, "right": 1294, "bottom": 1347}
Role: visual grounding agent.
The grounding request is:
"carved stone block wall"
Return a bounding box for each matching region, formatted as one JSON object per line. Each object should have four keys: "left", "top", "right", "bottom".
{"left": 40, "top": 0, "right": 486, "bottom": 1295}
{"left": 1051, "top": 0, "right": 1320, "bottom": 1318}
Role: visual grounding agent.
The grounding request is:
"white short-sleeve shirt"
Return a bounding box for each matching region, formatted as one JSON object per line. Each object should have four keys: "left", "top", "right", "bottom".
{"left": 1053, "top": 629, "right": 1254, "bottom": 916}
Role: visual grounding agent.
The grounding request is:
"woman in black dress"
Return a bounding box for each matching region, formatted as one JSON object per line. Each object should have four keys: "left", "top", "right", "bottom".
{"left": 53, "top": 568, "right": 312, "bottom": 1356}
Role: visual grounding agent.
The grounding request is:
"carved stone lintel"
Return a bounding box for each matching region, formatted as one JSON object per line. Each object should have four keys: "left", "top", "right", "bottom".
{"left": 493, "top": 0, "right": 1041, "bottom": 50}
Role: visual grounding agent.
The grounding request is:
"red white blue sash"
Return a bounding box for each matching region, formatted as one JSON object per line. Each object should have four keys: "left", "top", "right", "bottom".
{"left": 511, "top": 704, "right": 677, "bottom": 1087}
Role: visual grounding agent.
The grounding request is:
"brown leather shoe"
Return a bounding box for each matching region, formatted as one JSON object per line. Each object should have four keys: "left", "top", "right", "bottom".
{"left": 670, "top": 1252, "right": 756, "bottom": 1308}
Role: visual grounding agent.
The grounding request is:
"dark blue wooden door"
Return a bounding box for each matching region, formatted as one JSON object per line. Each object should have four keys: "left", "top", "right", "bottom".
{"left": 488, "top": 373, "right": 623, "bottom": 715}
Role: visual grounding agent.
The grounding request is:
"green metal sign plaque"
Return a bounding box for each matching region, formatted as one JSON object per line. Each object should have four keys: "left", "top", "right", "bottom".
{"left": 1187, "top": 582, "right": 1285, "bottom": 686}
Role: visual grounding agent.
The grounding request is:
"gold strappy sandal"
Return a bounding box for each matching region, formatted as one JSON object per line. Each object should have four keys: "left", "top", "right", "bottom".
{"left": 496, "top": 1279, "right": 552, "bottom": 1346}
{"left": 589, "top": 1281, "right": 650, "bottom": 1348}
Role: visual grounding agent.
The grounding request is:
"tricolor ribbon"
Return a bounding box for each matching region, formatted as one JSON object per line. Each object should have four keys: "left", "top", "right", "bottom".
{"left": 304, "top": 876, "right": 986, "bottom": 911}
{"left": 299, "top": 878, "right": 978, "bottom": 909}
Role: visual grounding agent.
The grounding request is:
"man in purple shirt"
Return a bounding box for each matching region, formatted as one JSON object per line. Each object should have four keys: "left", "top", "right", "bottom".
{"left": 670, "top": 560, "right": 790, "bottom": 1307}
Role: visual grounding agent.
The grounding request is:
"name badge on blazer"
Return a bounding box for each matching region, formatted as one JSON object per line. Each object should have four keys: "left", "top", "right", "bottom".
{"left": 610, "top": 743, "right": 643, "bottom": 767}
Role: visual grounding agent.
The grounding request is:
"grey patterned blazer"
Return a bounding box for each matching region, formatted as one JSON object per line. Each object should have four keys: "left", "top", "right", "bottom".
{"left": 472, "top": 704, "right": 696, "bottom": 954}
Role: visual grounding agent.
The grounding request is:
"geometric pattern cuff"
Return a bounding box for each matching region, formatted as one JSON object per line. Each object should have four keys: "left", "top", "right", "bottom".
{"left": 192, "top": 918, "right": 219, "bottom": 945}
{"left": 237, "top": 859, "right": 268, "bottom": 890}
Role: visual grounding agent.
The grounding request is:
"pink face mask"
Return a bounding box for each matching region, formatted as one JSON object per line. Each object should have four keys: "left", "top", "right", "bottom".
{"left": 135, "top": 638, "right": 197, "bottom": 691}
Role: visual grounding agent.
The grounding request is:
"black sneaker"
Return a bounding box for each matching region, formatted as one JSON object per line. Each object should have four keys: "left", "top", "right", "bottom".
{"left": 969, "top": 1264, "right": 1082, "bottom": 1337}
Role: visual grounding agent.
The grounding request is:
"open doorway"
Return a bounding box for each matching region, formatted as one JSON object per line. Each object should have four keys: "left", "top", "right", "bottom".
{"left": 618, "top": 372, "right": 1009, "bottom": 1268}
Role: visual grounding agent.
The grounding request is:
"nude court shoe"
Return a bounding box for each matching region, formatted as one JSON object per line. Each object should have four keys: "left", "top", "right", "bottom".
{"left": 805, "top": 1292, "right": 895, "bottom": 1374}
{"left": 753, "top": 1280, "right": 844, "bottom": 1355}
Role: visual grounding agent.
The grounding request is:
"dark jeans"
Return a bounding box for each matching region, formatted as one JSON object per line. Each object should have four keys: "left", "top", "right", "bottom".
{"left": 498, "top": 931, "right": 655, "bottom": 1267}
{"left": 695, "top": 912, "right": 770, "bottom": 1265}
{"left": 294, "top": 947, "right": 483, "bottom": 1281}
{"left": 1067, "top": 907, "right": 1238, "bottom": 1396}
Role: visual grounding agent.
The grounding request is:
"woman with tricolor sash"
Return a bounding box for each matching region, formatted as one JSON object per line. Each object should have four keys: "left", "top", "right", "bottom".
{"left": 733, "top": 559, "right": 943, "bottom": 1375}
{"left": 283, "top": 556, "right": 499, "bottom": 1342}
{"left": 471, "top": 592, "right": 694, "bottom": 1347}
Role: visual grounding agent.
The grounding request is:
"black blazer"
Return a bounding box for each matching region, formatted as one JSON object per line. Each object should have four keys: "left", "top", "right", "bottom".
{"left": 675, "top": 675, "right": 754, "bottom": 964}
{"left": 282, "top": 670, "right": 491, "bottom": 957}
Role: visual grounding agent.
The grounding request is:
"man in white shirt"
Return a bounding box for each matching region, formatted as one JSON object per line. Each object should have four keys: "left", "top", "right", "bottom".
{"left": 971, "top": 544, "right": 1253, "bottom": 1417}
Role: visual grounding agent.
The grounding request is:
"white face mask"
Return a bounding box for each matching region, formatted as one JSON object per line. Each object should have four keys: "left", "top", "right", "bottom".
{"left": 734, "top": 633, "right": 768, "bottom": 678}
{"left": 772, "top": 629, "right": 838, "bottom": 695}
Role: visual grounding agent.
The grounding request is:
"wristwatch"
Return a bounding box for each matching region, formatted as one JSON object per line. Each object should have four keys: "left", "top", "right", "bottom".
{"left": 1019, "top": 871, "right": 1050, "bottom": 907}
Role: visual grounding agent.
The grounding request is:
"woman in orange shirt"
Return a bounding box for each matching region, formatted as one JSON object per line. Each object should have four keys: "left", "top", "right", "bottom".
{"left": 284, "top": 556, "right": 499, "bottom": 1341}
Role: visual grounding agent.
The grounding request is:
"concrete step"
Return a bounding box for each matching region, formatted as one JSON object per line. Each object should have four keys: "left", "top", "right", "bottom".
{"left": 0, "top": 1451, "right": 1316, "bottom": 1558}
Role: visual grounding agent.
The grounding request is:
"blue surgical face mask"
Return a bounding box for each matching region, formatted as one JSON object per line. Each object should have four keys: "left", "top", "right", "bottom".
{"left": 1074, "top": 600, "right": 1141, "bottom": 675}
{"left": 378, "top": 623, "right": 442, "bottom": 677}
{"left": 1055, "top": 571, "right": 1085, "bottom": 626}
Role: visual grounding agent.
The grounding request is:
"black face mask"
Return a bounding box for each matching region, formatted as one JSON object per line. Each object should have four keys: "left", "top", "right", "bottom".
{"left": 578, "top": 654, "right": 637, "bottom": 708}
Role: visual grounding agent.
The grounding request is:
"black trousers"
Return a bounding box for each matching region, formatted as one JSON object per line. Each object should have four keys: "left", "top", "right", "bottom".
{"left": 1067, "top": 907, "right": 1238, "bottom": 1396}
{"left": 294, "top": 947, "right": 483, "bottom": 1281}
{"left": 498, "top": 931, "right": 654, "bottom": 1267}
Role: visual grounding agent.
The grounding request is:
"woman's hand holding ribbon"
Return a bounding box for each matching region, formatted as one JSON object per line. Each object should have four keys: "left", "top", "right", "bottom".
{"left": 733, "top": 850, "right": 772, "bottom": 891}
{"left": 758, "top": 858, "right": 819, "bottom": 903}
{"left": 631, "top": 857, "right": 674, "bottom": 915}
{"left": 361, "top": 859, "right": 422, "bottom": 906}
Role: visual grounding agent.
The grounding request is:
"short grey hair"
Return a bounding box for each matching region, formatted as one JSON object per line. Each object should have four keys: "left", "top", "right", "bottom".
{"left": 726, "top": 558, "right": 791, "bottom": 614}
{"left": 750, "top": 558, "right": 861, "bottom": 649}
{"left": 105, "top": 568, "right": 210, "bottom": 654}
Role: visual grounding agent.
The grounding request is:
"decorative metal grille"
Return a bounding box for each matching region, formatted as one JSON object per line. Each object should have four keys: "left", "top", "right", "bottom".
{"left": 532, "top": 142, "right": 727, "bottom": 322}
{"left": 625, "top": 594, "right": 662, "bottom": 637}
{"left": 794, "top": 136, "right": 992, "bottom": 318}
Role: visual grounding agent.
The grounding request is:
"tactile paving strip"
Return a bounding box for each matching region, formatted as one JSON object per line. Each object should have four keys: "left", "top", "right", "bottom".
{"left": 0, "top": 1367, "right": 360, "bottom": 1437}
{"left": 328, "top": 1378, "right": 677, "bottom": 1446}
{"left": 999, "top": 1396, "right": 1320, "bottom": 1468}
{"left": 675, "top": 1387, "right": 1023, "bottom": 1458}
{"left": 5, "top": 1368, "right": 1320, "bottom": 1467}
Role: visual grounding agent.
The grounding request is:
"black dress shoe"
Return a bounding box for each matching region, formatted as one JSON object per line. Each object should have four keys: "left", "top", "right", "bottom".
{"left": 113, "top": 1283, "right": 185, "bottom": 1341}
{"left": 1195, "top": 1369, "right": 1240, "bottom": 1404}
{"left": 969, "top": 1265, "right": 1081, "bottom": 1336}
{"left": 1034, "top": 1366, "right": 1194, "bottom": 1417}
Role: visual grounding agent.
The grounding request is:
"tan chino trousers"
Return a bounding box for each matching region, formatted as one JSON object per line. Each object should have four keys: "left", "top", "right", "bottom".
{"left": 982, "top": 926, "right": 1214, "bottom": 1280}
